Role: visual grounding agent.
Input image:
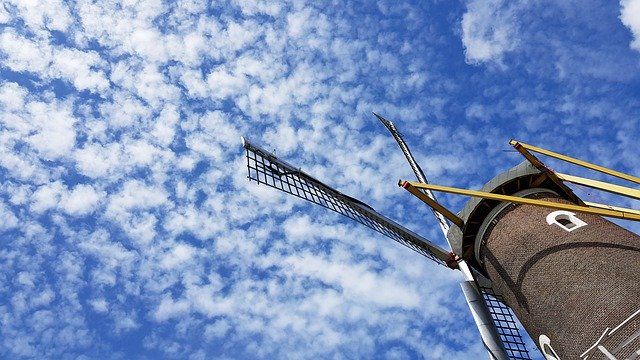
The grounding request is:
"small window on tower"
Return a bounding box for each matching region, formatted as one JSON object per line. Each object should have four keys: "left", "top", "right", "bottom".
{"left": 556, "top": 217, "right": 576, "bottom": 229}
{"left": 546, "top": 210, "right": 587, "bottom": 232}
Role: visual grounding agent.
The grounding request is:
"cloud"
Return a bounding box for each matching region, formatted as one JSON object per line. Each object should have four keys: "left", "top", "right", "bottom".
{"left": 620, "top": 0, "right": 640, "bottom": 51}
{"left": 25, "top": 103, "right": 77, "bottom": 161}
{"left": 0, "top": 200, "right": 19, "bottom": 231}
{"left": 160, "top": 243, "right": 197, "bottom": 269}
{"left": 2, "top": 0, "right": 72, "bottom": 34}
{"left": 30, "top": 181, "right": 65, "bottom": 214}
{"left": 283, "top": 252, "right": 421, "bottom": 308}
{"left": 109, "top": 181, "right": 167, "bottom": 212}
{"left": 153, "top": 294, "right": 191, "bottom": 321}
{"left": 51, "top": 48, "right": 110, "bottom": 92}
{"left": 89, "top": 298, "right": 109, "bottom": 313}
{"left": 460, "top": 0, "right": 521, "bottom": 65}
{"left": 73, "top": 142, "right": 121, "bottom": 179}
{"left": 0, "top": 31, "right": 109, "bottom": 93}
{"left": 60, "top": 184, "right": 103, "bottom": 216}
{"left": 1, "top": 0, "right": 638, "bottom": 359}
{"left": 0, "top": 31, "right": 51, "bottom": 73}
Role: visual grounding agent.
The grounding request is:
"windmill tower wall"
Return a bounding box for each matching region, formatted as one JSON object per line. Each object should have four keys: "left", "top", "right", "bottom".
{"left": 448, "top": 162, "right": 640, "bottom": 359}
{"left": 480, "top": 193, "right": 640, "bottom": 358}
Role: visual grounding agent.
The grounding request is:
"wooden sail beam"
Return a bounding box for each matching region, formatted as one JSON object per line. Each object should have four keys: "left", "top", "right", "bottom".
{"left": 555, "top": 172, "right": 640, "bottom": 201}
{"left": 510, "top": 140, "right": 640, "bottom": 185}
{"left": 400, "top": 180, "right": 640, "bottom": 222}
{"left": 400, "top": 180, "right": 464, "bottom": 228}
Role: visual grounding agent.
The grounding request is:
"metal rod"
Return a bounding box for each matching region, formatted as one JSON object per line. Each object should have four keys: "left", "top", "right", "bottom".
{"left": 400, "top": 180, "right": 640, "bottom": 222}
{"left": 584, "top": 201, "right": 640, "bottom": 216}
{"left": 555, "top": 172, "right": 640, "bottom": 200}
{"left": 400, "top": 179, "right": 465, "bottom": 227}
{"left": 510, "top": 140, "right": 640, "bottom": 185}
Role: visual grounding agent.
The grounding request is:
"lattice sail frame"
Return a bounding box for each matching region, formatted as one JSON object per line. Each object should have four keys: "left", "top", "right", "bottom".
{"left": 480, "top": 287, "right": 533, "bottom": 360}
{"left": 242, "top": 137, "right": 452, "bottom": 266}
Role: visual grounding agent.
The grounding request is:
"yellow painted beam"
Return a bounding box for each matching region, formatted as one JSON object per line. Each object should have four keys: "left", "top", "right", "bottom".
{"left": 556, "top": 172, "right": 640, "bottom": 200}
{"left": 509, "top": 140, "right": 546, "bottom": 171}
{"left": 584, "top": 201, "right": 640, "bottom": 216}
{"left": 399, "top": 181, "right": 464, "bottom": 227}
{"left": 400, "top": 180, "right": 640, "bottom": 222}
{"left": 510, "top": 140, "right": 640, "bottom": 185}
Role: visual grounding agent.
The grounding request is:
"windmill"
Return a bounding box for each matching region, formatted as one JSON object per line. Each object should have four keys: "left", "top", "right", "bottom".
{"left": 241, "top": 114, "right": 640, "bottom": 360}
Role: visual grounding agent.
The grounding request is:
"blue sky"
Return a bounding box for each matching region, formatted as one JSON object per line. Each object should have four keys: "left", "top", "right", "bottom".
{"left": 1, "top": 0, "right": 639, "bottom": 359}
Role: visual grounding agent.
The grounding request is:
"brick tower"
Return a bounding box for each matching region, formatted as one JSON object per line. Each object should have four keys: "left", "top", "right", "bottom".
{"left": 445, "top": 160, "right": 640, "bottom": 359}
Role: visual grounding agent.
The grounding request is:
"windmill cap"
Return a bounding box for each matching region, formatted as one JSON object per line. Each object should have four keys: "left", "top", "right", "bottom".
{"left": 446, "top": 160, "right": 581, "bottom": 273}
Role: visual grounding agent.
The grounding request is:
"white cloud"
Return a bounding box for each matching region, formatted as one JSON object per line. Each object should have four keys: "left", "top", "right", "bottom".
{"left": 0, "top": 200, "right": 19, "bottom": 231}
{"left": 89, "top": 298, "right": 109, "bottom": 313}
{"left": 204, "top": 319, "right": 231, "bottom": 340}
{"left": 109, "top": 60, "right": 180, "bottom": 109}
{"left": 154, "top": 294, "right": 191, "bottom": 321}
{"left": 0, "top": 5, "right": 10, "bottom": 23}
{"left": 620, "top": 0, "right": 640, "bottom": 51}
{"left": 124, "top": 139, "right": 160, "bottom": 166}
{"left": 179, "top": 69, "right": 209, "bottom": 98}
{"left": 460, "top": 0, "right": 520, "bottom": 65}
{"left": 30, "top": 289, "right": 55, "bottom": 308}
{"left": 160, "top": 243, "right": 197, "bottom": 269}
{"left": 206, "top": 67, "right": 250, "bottom": 100}
{"left": 99, "top": 92, "right": 151, "bottom": 129}
{"left": 0, "top": 31, "right": 51, "bottom": 73}
{"left": 16, "top": 272, "right": 35, "bottom": 288}
{"left": 0, "top": 31, "right": 109, "bottom": 93}
{"left": 30, "top": 181, "right": 65, "bottom": 214}
{"left": 73, "top": 142, "right": 120, "bottom": 178}
{"left": 183, "top": 110, "right": 241, "bottom": 162}
{"left": 60, "top": 184, "right": 102, "bottom": 216}
{"left": 152, "top": 105, "right": 179, "bottom": 147}
{"left": 113, "top": 310, "right": 140, "bottom": 332}
{"left": 164, "top": 206, "right": 226, "bottom": 240}
{"left": 287, "top": 8, "right": 312, "bottom": 39}
{"left": 2, "top": 0, "right": 72, "bottom": 34}
{"left": 26, "top": 101, "right": 77, "bottom": 160}
{"left": 284, "top": 252, "right": 421, "bottom": 309}
{"left": 106, "top": 180, "right": 168, "bottom": 220}
{"left": 232, "top": 0, "right": 282, "bottom": 17}
{"left": 51, "top": 48, "right": 110, "bottom": 92}
{"left": 0, "top": 82, "right": 27, "bottom": 111}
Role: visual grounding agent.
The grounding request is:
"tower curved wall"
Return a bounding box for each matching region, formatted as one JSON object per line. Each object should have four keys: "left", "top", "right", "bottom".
{"left": 447, "top": 161, "right": 640, "bottom": 358}
{"left": 478, "top": 193, "right": 640, "bottom": 358}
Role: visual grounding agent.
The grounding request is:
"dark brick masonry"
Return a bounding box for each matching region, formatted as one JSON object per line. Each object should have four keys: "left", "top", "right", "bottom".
{"left": 480, "top": 194, "right": 640, "bottom": 359}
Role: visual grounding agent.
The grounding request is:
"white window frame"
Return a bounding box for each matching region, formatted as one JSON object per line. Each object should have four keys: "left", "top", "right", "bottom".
{"left": 546, "top": 210, "right": 587, "bottom": 232}
{"left": 539, "top": 334, "right": 561, "bottom": 360}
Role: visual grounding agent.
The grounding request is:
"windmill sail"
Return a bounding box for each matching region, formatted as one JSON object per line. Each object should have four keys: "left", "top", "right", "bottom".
{"left": 242, "top": 137, "right": 452, "bottom": 267}
{"left": 375, "top": 114, "right": 531, "bottom": 360}
{"left": 374, "top": 113, "right": 451, "bottom": 236}
{"left": 479, "top": 287, "right": 532, "bottom": 360}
